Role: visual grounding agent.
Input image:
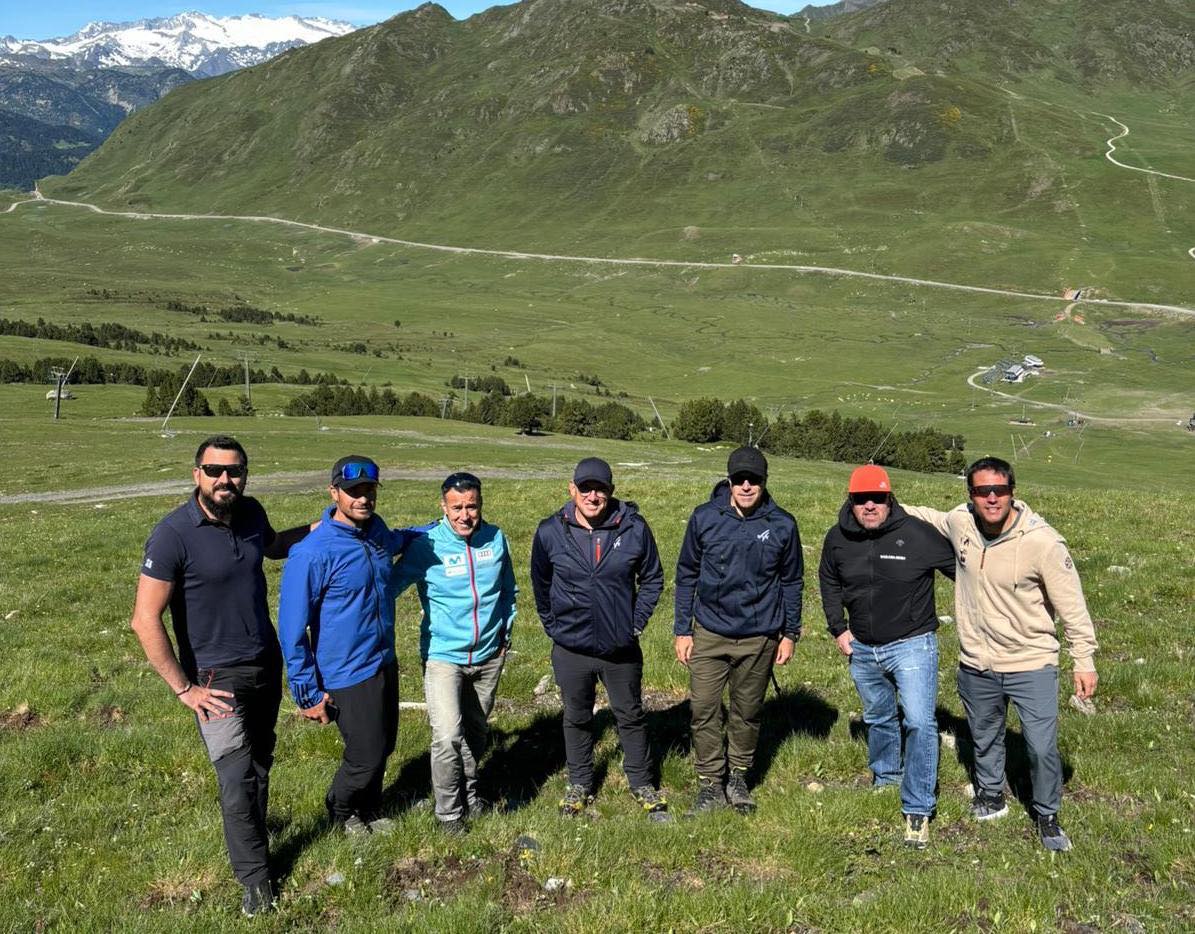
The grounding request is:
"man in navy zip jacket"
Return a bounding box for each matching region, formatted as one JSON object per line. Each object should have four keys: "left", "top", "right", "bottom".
{"left": 278, "top": 455, "right": 423, "bottom": 835}
{"left": 530, "top": 457, "right": 669, "bottom": 820}
{"left": 674, "top": 446, "right": 803, "bottom": 814}
{"left": 393, "top": 471, "right": 517, "bottom": 836}
{"left": 819, "top": 464, "right": 955, "bottom": 849}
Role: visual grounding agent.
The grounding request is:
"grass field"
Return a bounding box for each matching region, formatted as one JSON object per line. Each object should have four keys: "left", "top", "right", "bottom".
{"left": 1, "top": 416, "right": 1194, "bottom": 932}
{"left": 2, "top": 39, "right": 1193, "bottom": 928}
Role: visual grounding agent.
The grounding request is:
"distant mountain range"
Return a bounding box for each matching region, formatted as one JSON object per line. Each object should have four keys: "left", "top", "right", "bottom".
{"left": 0, "top": 12, "right": 355, "bottom": 189}
{"left": 1, "top": 12, "right": 354, "bottom": 76}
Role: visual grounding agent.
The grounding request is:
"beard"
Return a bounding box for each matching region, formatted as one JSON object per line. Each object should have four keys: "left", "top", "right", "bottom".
{"left": 199, "top": 484, "right": 240, "bottom": 521}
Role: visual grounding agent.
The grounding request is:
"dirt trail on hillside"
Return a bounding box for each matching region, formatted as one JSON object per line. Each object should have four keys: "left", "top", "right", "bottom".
{"left": 7, "top": 188, "right": 1193, "bottom": 316}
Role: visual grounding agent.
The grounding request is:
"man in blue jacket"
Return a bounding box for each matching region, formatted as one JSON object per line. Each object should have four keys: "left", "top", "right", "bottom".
{"left": 674, "top": 446, "right": 803, "bottom": 814}
{"left": 392, "top": 471, "right": 517, "bottom": 836}
{"left": 530, "top": 457, "right": 669, "bottom": 821}
{"left": 278, "top": 455, "right": 421, "bottom": 836}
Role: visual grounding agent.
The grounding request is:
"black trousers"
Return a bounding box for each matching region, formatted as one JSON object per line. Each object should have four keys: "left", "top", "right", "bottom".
{"left": 326, "top": 661, "right": 399, "bottom": 820}
{"left": 551, "top": 641, "right": 652, "bottom": 791}
{"left": 195, "top": 653, "right": 281, "bottom": 888}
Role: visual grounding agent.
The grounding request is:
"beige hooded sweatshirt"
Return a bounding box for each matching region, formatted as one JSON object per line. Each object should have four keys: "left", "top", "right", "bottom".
{"left": 903, "top": 500, "right": 1097, "bottom": 674}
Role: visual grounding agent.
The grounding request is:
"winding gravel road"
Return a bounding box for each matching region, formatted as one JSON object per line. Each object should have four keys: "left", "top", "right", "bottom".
{"left": 5, "top": 186, "right": 1193, "bottom": 316}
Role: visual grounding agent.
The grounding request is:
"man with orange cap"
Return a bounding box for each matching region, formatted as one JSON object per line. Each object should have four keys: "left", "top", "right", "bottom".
{"left": 819, "top": 464, "right": 955, "bottom": 848}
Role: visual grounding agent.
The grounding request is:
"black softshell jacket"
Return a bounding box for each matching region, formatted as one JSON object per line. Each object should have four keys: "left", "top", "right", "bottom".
{"left": 818, "top": 498, "right": 955, "bottom": 645}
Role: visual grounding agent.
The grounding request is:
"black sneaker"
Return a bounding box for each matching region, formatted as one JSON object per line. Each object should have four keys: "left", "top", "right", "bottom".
{"left": 970, "top": 793, "right": 1009, "bottom": 821}
{"left": 689, "top": 776, "right": 727, "bottom": 814}
{"left": 559, "top": 783, "right": 593, "bottom": 817}
{"left": 631, "top": 785, "right": 672, "bottom": 823}
{"left": 241, "top": 881, "right": 275, "bottom": 917}
{"left": 438, "top": 817, "right": 468, "bottom": 837}
{"left": 726, "top": 768, "right": 756, "bottom": 814}
{"left": 1037, "top": 813, "right": 1072, "bottom": 852}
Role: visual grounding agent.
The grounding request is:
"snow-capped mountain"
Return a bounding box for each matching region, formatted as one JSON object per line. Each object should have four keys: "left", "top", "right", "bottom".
{"left": 0, "top": 11, "right": 356, "bottom": 77}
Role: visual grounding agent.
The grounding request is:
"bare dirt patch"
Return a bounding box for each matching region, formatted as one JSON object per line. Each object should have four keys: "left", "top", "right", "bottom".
{"left": 1, "top": 704, "right": 41, "bottom": 731}
{"left": 384, "top": 853, "right": 580, "bottom": 914}
{"left": 91, "top": 704, "right": 127, "bottom": 728}
{"left": 138, "top": 872, "right": 217, "bottom": 911}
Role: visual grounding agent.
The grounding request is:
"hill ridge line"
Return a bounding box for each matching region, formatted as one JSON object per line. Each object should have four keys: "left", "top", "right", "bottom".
{"left": 6, "top": 188, "right": 1193, "bottom": 317}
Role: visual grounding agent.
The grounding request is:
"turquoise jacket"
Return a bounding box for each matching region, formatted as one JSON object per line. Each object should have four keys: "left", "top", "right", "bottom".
{"left": 393, "top": 517, "right": 517, "bottom": 665}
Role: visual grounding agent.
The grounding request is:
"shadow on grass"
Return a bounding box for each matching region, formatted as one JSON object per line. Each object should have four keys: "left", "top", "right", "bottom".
{"left": 271, "top": 814, "right": 331, "bottom": 886}
{"left": 754, "top": 684, "right": 838, "bottom": 785}
{"left": 478, "top": 711, "right": 568, "bottom": 812}
{"left": 937, "top": 706, "right": 1074, "bottom": 816}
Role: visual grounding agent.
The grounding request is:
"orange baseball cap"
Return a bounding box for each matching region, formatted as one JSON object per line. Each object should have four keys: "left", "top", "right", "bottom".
{"left": 848, "top": 464, "right": 891, "bottom": 494}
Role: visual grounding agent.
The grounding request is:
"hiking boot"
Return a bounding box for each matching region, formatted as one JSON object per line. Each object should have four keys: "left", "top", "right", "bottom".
{"left": 438, "top": 817, "right": 468, "bottom": 837}
{"left": 559, "top": 783, "right": 593, "bottom": 817}
{"left": 689, "top": 776, "right": 727, "bottom": 814}
{"left": 365, "top": 815, "right": 397, "bottom": 836}
{"left": 631, "top": 785, "right": 672, "bottom": 823}
{"left": 726, "top": 768, "right": 756, "bottom": 814}
{"left": 241, "top": 881, "right": 275, "bottom": 917}
{"left": 1037, "top": 813, "right": 1072, "bottom": 852}
{"left": 970, "top": 793, "right": 1009, "bottom": 821}
{"left": 903, "top": 813, "right": 930, "bottom": 849}
{"left": 467, "top": 795, "right": 495, "bottom": 816}
{"left": 342, "top": 813, "right": 371, "bottom": 836}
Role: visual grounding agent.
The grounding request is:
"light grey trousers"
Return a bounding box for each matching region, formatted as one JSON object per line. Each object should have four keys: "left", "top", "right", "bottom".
{"left": 956, "top": 664, "right": 1063, "bottom": 816}
{"left": 423, "top": 654, "right": 505, "bottom": 821}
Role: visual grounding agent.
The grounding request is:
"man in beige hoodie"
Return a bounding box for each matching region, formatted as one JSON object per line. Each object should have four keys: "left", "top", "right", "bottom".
{"left": 906, "top": 457, "right": 1097, "bottom": 852}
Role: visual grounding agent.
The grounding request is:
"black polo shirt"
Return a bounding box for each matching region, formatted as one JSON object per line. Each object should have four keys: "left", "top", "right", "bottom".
{"left": 141, "top": 492, "right": 277, "bottom": 675}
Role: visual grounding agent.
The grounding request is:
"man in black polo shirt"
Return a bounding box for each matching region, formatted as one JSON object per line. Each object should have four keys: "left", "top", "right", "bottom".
{"left": 130, "top": 435, "right": 312, "bottom": 917}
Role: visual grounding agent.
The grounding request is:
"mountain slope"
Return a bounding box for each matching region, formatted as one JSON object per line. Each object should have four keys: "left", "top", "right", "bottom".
{"left": 822, "top": 0, "right": 1195, "bottom": 85}
{"left": 43, "top": 2, "right": 1029, "bottom": 233}
{"left": 38, "top": 0, "right": 1195, "bottom": 299}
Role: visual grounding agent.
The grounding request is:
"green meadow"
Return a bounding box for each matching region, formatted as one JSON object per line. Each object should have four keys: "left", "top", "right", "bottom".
{"left": 1, "top": 56, "right": 1193, "bottom": 928}
{"left": 1, "top": 414, "right": 1193, "bottom": 931}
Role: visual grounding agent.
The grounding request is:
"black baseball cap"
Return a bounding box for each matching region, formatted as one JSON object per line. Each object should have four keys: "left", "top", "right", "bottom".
{"left": 727, "top": 446, "right": 768, "bottom": 481}
{"left": 572, "top": 457, "right": 613, "bottom": 489}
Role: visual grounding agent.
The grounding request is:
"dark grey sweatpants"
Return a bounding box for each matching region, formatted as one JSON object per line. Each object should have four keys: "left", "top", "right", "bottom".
{"left": 956, "top": 664, "right": 1062, "bottom": 816}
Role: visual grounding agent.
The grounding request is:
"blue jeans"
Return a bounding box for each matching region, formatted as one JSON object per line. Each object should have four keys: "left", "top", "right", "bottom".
{"left": 849, "top": 632, "right": 939, "bottom": 816}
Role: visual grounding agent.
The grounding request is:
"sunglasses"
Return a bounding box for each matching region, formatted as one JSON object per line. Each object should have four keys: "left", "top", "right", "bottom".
{"left": 970, "top": 484, "right": 1012, "bottom": 498}
{"left": 338, "top": 462, "right": 379, "bottom": 483}
{"left": 441, "top": 471, "right": 482, "bottom": 494}
{"left": 198, "top": 463, "right": 247, "bottom": 479}
{"left": 730, "top": 473, "right": 764, "bottom": 487}
{"left": 849, "top": 492, "right": 888, "bottom": 506}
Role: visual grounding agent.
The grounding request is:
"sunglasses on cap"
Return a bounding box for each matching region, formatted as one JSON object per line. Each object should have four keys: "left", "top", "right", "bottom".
{"left": 198, "top": 463, "right": 247, "bottom": 479}
{"left": 970, "top": 484, "right": 1012, "bottom": 498}
{"left": 337, "top": 462, "right": 380, "bottom": 484}
{"left": 441, "top": 471, "right": 482, "bottom": 494}
{"left": 849, "top": 491, "right": 888, "bottom": 506}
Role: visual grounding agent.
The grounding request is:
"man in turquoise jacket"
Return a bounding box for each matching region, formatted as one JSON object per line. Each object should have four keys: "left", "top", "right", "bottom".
{"left": 278, "top": 455, "right": 424, "bottom": 836}
{"left": 393, "top": 471, "right": 517, "bottom": 835}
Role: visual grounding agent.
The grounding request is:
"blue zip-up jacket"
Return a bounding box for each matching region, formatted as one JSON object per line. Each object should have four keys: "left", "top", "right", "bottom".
{"left": 392, "top": 517, "right": 517, "bottom": 666}
{"left": 530, "top": 499, "right": 664, "bottom": 656}
{"left": 278, "top": 506, "right": 423, "bottom": 709}
{"left": 674, "top": 480, "right": 804, "bottom": 640}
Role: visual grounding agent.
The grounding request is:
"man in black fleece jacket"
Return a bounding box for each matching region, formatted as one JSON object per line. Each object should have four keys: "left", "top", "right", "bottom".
{"left": 819, "top": 464, "right": 955, "bottom": 848}
{"left": 674, "top": 446, "right": 804, "bottom": 814}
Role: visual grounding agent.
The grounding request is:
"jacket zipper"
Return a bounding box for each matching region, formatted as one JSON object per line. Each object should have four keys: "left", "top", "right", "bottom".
{"left": 465, "top": 542, "right": 480, "bottom": 665}
{"left": 360, "top": 538, "right": 386, "bottom": 653}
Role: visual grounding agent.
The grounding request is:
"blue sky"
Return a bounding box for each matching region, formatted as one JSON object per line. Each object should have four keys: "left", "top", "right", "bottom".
{"left": 3, "top": 2, "right": 834, "bottom": 41}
